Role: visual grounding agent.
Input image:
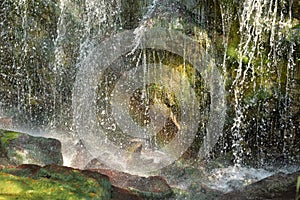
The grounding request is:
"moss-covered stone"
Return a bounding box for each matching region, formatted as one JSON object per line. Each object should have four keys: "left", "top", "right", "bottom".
{"left": 0, "top": 129, "right": 63, "bottom": 166}
{"left": 0, "top": 164, "right": 112, "bottom": 199}
{"left": 0, "top": 130, "right": 20, "bottom": 146}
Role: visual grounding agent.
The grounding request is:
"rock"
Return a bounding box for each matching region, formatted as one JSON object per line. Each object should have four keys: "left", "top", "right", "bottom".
{"left": 0, "top": 117, "right": 13, "bottom": 129}
{"left": 171, "top": 183, "right": 223, "bottom": 200}
{"left": 159, "top": 161, "right": 223, "bottom": 200}
{"left": 0, "top": 164, "right": 174, "bottom": 200}
{"left": 90, "top": 168, "right": 173, "bottom": 200}
{"left": 84, "top": 158, "right": 111, "bottom": 169}
{"left": 70, "top": 139, "right": 94, "bottom": 169}
{"left": 218, "top": 170, "right": 300, "bottom": 200}
{"left": 0, "top": 129, "right": 63, "bottom": 166}
{"left": 0, "top": 164, "right": 111, "bottom": 199}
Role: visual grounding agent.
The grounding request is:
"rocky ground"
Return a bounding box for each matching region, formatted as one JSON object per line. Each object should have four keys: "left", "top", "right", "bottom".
{"left": 0, "top": 128, "right": 299, "bottom": 199}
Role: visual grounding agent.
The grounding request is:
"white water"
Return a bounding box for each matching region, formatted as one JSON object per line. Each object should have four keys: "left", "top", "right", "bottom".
{"left": 205, "top": 165, "right": 300, "bottom": 192}
{"left": 230, "top": 0, "right": 296, "bottom": 165}
{"left": 0, "top": 1, "right": 298, "bottom": 196}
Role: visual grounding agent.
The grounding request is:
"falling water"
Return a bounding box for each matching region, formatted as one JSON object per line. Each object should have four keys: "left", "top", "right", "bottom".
{"left": 230, "top": 0, "right": 297, "bottom": 166}
{"left": 0, "top": 0, "right": 299, "bottom": 194}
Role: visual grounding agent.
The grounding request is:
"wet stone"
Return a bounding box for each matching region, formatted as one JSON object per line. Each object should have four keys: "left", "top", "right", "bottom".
{"left": 218, "top": 170, "right": 300, "bottom": 200}
{"left": 0, "top": 129, "right": 63, "bottom": 166}
{"left": 0, "top": 164, "right": 112, "bottom": 199}
{"left": 90, "top": 168, "right": 173, "bottom": 200}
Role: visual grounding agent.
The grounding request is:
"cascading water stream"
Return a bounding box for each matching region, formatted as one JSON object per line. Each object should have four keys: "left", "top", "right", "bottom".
{"left": 0, "top": 0, "right": 299, "bottom": 196}
{"left": 230, "top": 0, "right": 297, "bottom": 166}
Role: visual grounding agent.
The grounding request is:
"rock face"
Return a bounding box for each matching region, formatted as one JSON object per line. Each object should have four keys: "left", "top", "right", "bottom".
{"left": 218, "top": 170, "right": 300, "bottom": 200}
{"left": 0, "top": 164, "right": 111, "bottom": 199}
{"left": 0, "top": 164, "right": 173, "bottom": 200}
{"left": 0, "top": 129, "right": 63, "bottom": 166}
{"left": 90, "top": 168, "right": 173, "bottom": 200}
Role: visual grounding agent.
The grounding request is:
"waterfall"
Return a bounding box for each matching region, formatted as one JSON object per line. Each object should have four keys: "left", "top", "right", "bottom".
{"left": 230, "top": 0, "right": 297, "bottom": 165}
{"left": 0, "top": 0, "right": 298, "bottom": 173}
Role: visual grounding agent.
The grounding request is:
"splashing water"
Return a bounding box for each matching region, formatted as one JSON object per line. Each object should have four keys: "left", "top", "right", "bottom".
{"left": 230, "top": 0, "right": 297, "bottom": 165}
{"left": 0, "top": 0, "right": 298, "bottom": 191}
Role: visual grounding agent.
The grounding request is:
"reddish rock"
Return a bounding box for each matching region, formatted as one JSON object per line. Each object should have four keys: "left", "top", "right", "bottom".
{"left": 1, "top": 164, "right": 173, "bottom": 200}
{"left": 91, "top": 168, "right": 173, "bottom": 200}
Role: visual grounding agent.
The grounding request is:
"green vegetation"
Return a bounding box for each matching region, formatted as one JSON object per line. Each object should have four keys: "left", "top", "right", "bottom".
{"left": 0, "top": 130, "right": 21, "bottom": 146}
{"left": 0, "top": 166, "right": 111, "bottom": 200}
{"left": 296, "top": 176, "right": 300, "bottom": 200}
{"left": 0, "top": 172, "right": 86, "bottom": 199}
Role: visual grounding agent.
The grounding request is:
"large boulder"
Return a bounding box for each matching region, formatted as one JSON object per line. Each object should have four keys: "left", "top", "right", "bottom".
{"left": 0, "top": 164, "right": 111, "bottom": 199}
{"left": 0, "top": 129, "right": 63, "bottom": 166}
{"left": 0, "top": 164, "right": 174, "bottom": 200}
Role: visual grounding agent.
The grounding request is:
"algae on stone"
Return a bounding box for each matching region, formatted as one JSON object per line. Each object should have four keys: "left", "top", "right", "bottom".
{"left": 0, "top": 165, "right": 112, "bottom": 200}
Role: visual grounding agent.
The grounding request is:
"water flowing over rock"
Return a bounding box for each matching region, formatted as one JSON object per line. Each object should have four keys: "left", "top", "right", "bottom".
{"left": 0, "top": 0, "right": 300, "bottom": 199}
{"left": 218, "top": 170, "right": 300, "bottom": 200}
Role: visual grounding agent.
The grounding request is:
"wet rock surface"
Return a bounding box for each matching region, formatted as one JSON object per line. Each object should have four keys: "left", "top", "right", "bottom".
{"left": 0, "top": 117, "right": 13, "bottom": 129}
{"left": 218, "top": 170, "right": 300, "bottom": 200}
{"left": 1, "top": 129, "right": 299, "bottom": 200}
{"left": 90, "top": 168, "right": 173, "bottom": 200}
{"left": 0, "top": 129, "right": 63, "bottom": 166}
{"left": 0, "top": 164, "right": 173, "bottom": 200}
{"left": 0, "top": 164, "right": 111, "bottom": 199}
{"left": 158, "top": 161, "right": 223, "bottom": 200}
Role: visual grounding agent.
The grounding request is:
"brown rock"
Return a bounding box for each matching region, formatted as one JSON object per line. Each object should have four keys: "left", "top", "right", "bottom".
{"left": 0, "top": 117, "right": 13, "bottom": 129}
{"left": 0, "top": 164, "right": 173, "bottom": 199}
{"left": 91, "top": 168, "right": 173, "bottom": 200}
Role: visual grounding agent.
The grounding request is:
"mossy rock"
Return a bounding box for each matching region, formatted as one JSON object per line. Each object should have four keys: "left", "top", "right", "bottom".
{"left": 0, "top": 129, "right": 63, "bottom": 166}
{"left": 0, "top": 164, "right": 111, "bottom": 199}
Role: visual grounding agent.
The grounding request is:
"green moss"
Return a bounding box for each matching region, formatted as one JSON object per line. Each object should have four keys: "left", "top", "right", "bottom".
{"left": 0, "top": 167, "right": 112, "bottom": 200}
{"left": 0, "top": 130, "right": 21, "bottom": 146}
{"left": 0, "top": 172, "right": 81, "bottom": 199}
{"left": 171, "top": 187, "right": 191, "bottom": 199}
{"left": 296, "top": 176, "right": 300, "bottom": 200}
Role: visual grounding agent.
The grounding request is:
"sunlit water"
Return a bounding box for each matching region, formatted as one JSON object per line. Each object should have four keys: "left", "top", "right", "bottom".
{"left": 0, "top": 0, "right": 298, "bottom": 195}
{"left": 205, "top": 165, "right": 300, "bottom": 192}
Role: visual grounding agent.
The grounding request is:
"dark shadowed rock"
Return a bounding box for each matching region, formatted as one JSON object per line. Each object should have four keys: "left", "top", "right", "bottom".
{"left": 218, "top": 170, "right": 300, "bottom": 200}
{"left": 0, "top": 129, "right": 63, "bottom": 166}
{"left": 90, "top": 168, "right": 173, "bottom": 200}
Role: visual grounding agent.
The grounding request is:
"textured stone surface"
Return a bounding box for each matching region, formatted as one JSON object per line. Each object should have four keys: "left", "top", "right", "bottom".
{"left": 91, "top": 168, "right": 173, "bottom": 200}
{"left": 0, "top": 129, "right": 63, "bottom": 166}
{"left": 0, "top": 117, "right": 13, "bottom": 129}
{"left": 0, "top": 164, "right": 111, "bottom": 199}
{"left": 218, "top": 170, "right": 300, "bottom": 200}
{"left": 0, "top": 164, "right": 174, "bottom": 200}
